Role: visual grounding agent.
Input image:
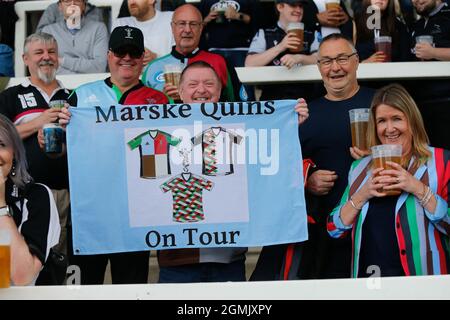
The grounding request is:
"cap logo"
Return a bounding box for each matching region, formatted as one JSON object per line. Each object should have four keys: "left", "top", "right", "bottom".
{"left": 124, "top": 28, "right": 134, "bottom": 39}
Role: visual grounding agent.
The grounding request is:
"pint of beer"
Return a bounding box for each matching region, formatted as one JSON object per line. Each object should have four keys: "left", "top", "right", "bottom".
{"left": 0, "top": 229, "right": 11, "bottom": 288}
{"left": 215, "top": 7, "right": 227, "bottom": 23}
{"left": 163, "top": 64, "right": 182, "bottom": 88}
{"left": 349, "top": 108, "right": 369, "bottom": 151}
{"left": 287, "top": 22, "right": 304, "bottom": 53}
{"left": 371, "top": 144, "right": 402, "bottom": 196}
{"left": 374, "top": 36, "right": 392, "bottom": 62}
{"left": 325, "top": 0, "right": 341, "bottom": 10}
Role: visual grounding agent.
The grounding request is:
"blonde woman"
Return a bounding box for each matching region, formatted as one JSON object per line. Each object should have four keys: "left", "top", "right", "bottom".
{"left": 328, "top": 83, "right": 450, "bottom": 277}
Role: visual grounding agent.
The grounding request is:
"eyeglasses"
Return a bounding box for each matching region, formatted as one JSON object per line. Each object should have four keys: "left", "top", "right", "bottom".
{"left": 111, "top": 47, "right": 143, "bottom": 59}
{"left": 172, "top": 21, "right": 203, "bottom": 29}
{"left": 317, "top": 53, "right": 358, "bottom": 67}
{"left": 60, "top": 0, "right": 84, "bottom": 5}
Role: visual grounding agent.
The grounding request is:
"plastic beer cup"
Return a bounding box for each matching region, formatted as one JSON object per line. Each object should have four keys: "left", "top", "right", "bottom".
{"left": 43, "top": 123, "right": 64, "bottom": 154}
{"left": 325, "top": 0, "right": 341, "bottom": 10}
{"left": 349, "top": 108, "right": 370, "bottom": 151}
{"left": 163, "top": 64, "right": 182, "bottom": 88}
{"left": 374, "top": 36, "right": 392, "bottom": 62}
{"left": 371, "top": 144, "right": 402, "bottom": 196}
{"left": 287, "top": 22, "right": 304, "bottom": 53}
{"left": 0, "top": 229, "right": 11, "bottom": 288}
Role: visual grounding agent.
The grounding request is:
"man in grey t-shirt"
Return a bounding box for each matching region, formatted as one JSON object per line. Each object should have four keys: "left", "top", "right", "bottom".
{"left": 40, "top": 0, "right": 108, "bottom": 75}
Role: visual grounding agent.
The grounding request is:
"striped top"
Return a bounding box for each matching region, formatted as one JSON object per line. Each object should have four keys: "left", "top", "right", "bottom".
{"left": 327, "top": 147, "right": 450, "bottom": 277}
{"left": 8, "top": 182, "right": 61, "bottom": 285}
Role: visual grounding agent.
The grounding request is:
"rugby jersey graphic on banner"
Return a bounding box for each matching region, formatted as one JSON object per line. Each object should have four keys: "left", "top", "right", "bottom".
{"left": 128, "top": 129, "right": 181, "bottom": 179}
{"left": 160, "top": 173, "right": 213, "bottom": 223}
{"left": 192, "top": 126, "right": 243, "bottom": 176}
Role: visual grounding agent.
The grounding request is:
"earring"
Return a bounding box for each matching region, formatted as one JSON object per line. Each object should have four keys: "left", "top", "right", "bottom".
{"left": 10, "top": 160, "right": 18, "bottom": 197}
{"left": 11, "top": 160, "right": 16, "bottom": 177}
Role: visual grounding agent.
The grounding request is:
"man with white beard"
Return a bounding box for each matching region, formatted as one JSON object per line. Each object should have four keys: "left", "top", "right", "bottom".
{"left": 0, "top": 33, "right": 71, "bottom": 276}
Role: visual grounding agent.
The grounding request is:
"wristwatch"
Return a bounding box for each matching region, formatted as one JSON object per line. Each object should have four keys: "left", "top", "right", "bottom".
{"left": 0, "top": 205, "right": 12, "bottom": 217}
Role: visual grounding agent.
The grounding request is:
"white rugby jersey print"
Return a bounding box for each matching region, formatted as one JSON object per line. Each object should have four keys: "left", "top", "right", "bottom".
{"left": 191, "top": 127, "right": 243, "bottom": 176}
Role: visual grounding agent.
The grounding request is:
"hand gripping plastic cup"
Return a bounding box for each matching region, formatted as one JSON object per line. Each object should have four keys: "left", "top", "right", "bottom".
{"left": 371, "top": 144, "right": 402, "bottom": 196}
{"left": 415, "top": 35, "right": 434, "bottom": 60}
{"left": 43, "top": 123, "right": 65, "bottom": 154}
{"left": 287, "top": 22, "right": 304, "bottom": 53}
{"left": 415, "top": 35, "right": 434, "bottom": 46}
{"left": 374, "top": 36, "right": 392, "bottom": 62}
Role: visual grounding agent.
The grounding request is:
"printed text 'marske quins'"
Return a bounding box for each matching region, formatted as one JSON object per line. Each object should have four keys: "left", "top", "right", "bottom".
{"left": 94, "top": 101, "right": 276, "bottom": 123}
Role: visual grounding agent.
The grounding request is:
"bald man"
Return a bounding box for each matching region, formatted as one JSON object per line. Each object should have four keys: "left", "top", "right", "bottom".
{"left": 142, "top": 4, "right": 241, "bottom": 102}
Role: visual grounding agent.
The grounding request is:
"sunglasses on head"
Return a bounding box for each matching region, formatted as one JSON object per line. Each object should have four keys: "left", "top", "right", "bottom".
{"left": 111, "top": 47, "right": 143, "bottom": 59}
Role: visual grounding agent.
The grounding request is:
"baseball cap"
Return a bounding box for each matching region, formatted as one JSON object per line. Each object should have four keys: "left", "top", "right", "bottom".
{"left": 276, "top": 0, "right": 309, "bottom": 5}
{"left": 109, "top": 26, "right": 144, "bottom": 54}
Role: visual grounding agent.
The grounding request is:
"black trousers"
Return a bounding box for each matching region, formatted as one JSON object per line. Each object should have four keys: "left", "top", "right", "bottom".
{"left": 67, "top": 226, "right": 149, "bottom": 284}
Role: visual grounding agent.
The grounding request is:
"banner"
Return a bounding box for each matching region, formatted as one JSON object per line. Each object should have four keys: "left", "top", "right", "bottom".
{"left": 67, "top": 100, "right": 307, "bottom": 254}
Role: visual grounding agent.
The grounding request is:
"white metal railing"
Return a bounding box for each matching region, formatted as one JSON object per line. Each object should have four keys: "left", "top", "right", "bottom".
{"left": 6, "top": 72, "right": 110, "bottom": 89}
{"left": 1, "top": 275, "right": 450, "bottom": 299}
{"left": 14, "top": 0, "right": 122, "bottom": 77}
{"left": 236, "top": 61, "right": 450, "bottom": 84}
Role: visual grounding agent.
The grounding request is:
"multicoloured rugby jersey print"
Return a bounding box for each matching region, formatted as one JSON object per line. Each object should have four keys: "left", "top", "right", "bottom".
{"left": 160, "top": 173, "right": 213, "bottom": 223}
{"left": 192, "top": 127, "right": 243, "bottom": 176}
{"left": 128, "top": 129, "right": 181, "bottom": 179}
